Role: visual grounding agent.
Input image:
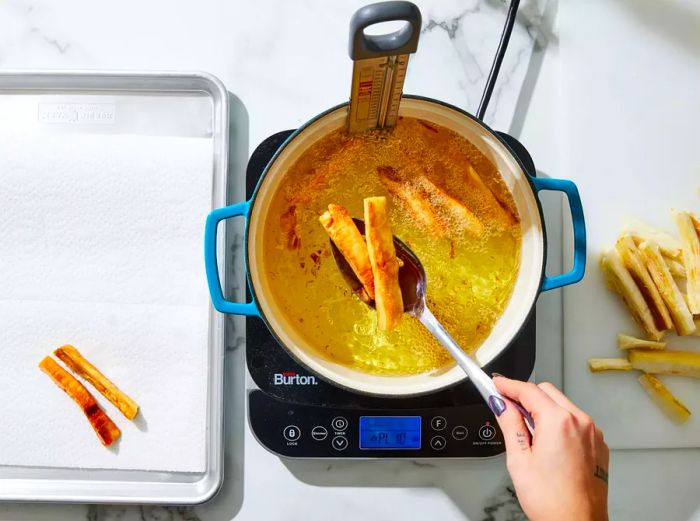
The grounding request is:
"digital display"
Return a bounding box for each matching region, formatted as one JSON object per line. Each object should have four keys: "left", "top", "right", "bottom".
{"left": 359, "top": 416, "right": 421, "bottom": 450}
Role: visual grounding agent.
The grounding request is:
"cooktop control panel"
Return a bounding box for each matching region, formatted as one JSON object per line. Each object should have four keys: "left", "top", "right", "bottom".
{"left": 248, "top": 390, "right": 505, "bottom": 458}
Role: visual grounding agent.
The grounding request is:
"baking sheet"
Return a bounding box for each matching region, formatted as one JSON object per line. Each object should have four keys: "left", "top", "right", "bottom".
{"left": 0, "top": 72, "right": 228, "bottom": 502}
{"left": 1, "top": 132, "right": 210, "bottom": 472}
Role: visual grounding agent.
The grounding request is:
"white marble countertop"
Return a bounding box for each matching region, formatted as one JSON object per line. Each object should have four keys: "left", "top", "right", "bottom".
{"left": 1, "top": 1, "right": 699, "bottom": 520}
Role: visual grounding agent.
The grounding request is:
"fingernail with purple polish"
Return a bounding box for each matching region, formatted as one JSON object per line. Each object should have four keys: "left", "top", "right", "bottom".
{"left": 491, "top": 372, "right": 503, "bottom": 378}
{"left": 488, "top": 395, "right": 507, "bottom": 417}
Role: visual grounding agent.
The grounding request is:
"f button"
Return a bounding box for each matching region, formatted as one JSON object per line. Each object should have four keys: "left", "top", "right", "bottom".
{"left": 431, "top": 416, "right": 447, "bottom": 431}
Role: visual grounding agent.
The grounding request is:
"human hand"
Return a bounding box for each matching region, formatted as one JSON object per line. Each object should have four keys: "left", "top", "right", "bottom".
{"left": 492, "top": 376, "right": 609, "bottom": 521}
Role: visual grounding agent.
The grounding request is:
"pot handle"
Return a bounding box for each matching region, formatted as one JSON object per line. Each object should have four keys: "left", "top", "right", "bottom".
{"left": 204, "top": 201, "right": 261, "bottom": 316}
{"left": 349, "top": 1, "right": 421, "bottom": 60}
{"left": 531, "top": 177, "right": 587, "bottom": 292}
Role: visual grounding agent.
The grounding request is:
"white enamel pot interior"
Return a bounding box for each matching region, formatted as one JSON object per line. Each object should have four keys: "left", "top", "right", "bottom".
{"left": 247, "top": 97, "right": 545, "bottom": 396}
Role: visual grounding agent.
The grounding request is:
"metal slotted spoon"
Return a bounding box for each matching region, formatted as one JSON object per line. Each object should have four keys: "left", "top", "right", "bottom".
{"left": 330, "top": 217, "right": 535, "bottom": 431}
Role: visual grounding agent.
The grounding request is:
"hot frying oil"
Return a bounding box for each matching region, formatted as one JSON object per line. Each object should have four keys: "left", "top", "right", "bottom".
{"left": 262, "top": 117, "right": 521, "bottom": 375}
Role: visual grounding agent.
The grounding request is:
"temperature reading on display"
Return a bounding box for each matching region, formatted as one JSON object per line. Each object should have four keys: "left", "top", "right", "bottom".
{"left": 359, "top": 416, "right": 421, "bottom": 450}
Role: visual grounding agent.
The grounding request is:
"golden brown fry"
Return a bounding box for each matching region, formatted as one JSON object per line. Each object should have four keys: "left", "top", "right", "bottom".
{"left": 616, "top": 235, "right": 673, "bottom": 331}
{"left": 39, "top": 356, "right": 121, "bottom": 447}
{"left": 600, "top": 250, "right": 664, "bottom": 340}
{"left": 638, "top": 241, "right": 696, "bottom": 335}
{"left": 617, "top": 334, "right": 666, "bottom": 350}
{"left": 54, "top": 345, "right": 139, "bottom": 420}
{"left": 623, "top": 219, "right": 683, "bottom": 259}
{"left": 415, "top": 175, "right": 484, "bottom": 238}
{"left": 628, "top": 349, "right": 700, "bottom": 378}
{"left": 377, "top": 166, "right": 445, "bottom": 234}
{"left": 588, "top": 358, "right": 633, "bottom": 372}
{"left": 675, "top": 211, "right": 700, "bottom": 314}
{"left": 638, "top": 373, "right": 691, "bottom": 424}
{"left": 663, "top": 254, "right": 686, "bottom": 278}
{"left": 465, "top": 164, "right": 518, "bottom": 227}
{"left": 364, "top": 196, "right": 403, "bottom": 331}
{"left": 319, "top": 204, "right": 375, "bottom": 300}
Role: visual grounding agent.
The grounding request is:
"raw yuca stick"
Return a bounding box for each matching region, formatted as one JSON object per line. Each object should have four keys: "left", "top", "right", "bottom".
{"left": 615, "top": 235, "right": 673, "bottom": 331}
{"left": 319, "top": 204, "right": 375, "bottom": 300}
{"left": 377, "top": 166, "right": 445, "bottom": 234}
{"left": 637, "top": 373, "right": 691, "bottom": 424}
{"left": 623, "top": 218, "right": 683, "bottom": 259}
{"left": 675, "top": 211, "right": 700, "bottom": 314}
{"left": 600, "top": 250, "right": 664, "bottom": 340}
{"left": 617, "top": 334, "right": 666, "bottom": 350}
{"left": 415, "top": 175, "right": 484, "bottom": 238}
{"left": 682, "top": 292, "right": 691, "bottom": 310}
{"left": 663, "top": 255, "right": 686, "bottom": 278}
{"left": 364, "top": 196, "right": 404, "bottom": 331}
{"left": 39, "top": 356, "right": 121, "bottom": 446}
{"left": 638, "top": 241, "right": 696, "bottom": 335}
{"left": 691, "top": 213, "right": 700, "bottom": 236}
{"left": 54, "top": 345, "right": 139, "bottom": 420}
{"left": 628, "top": 349, "right": 700, "bottom": 378}
{"left": 588, "top": 358, "right": 633, "bottom": 372}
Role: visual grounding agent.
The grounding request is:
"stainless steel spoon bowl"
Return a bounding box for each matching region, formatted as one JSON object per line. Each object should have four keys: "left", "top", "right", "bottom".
{"left": 330, "top": 218, "right": 535, "bottom": 430}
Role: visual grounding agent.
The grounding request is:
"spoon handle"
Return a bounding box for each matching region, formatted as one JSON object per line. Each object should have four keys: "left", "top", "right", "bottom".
{"left": 418, "top": 307, "right": 535, "bottom": 433}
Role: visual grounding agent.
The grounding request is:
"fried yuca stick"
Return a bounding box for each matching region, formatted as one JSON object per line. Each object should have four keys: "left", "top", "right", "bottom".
{"left": 465, "top": 164, "right": 518, "bottom": 228}
{"left": 377, "top": 166, "right": 445, "bottom": 234}
{"left": 39, "top": 356, "right": 121, "bottom": 447}
{"left": 279, "top": 204, "right": 301, "bottom": 250}
{"left": 638, "top": 373, "right": 691, "bottom": 424}
{"left": 600, "top": 250, "right": 664, "bottom": 340}
{"left": 364, "top": 196, "right": 403, "bottom": 331}
{"left": 54, "top": 345, "right": 139, "bottom": 420}
{"left": 616, "top": 235, "right": 673, "bottom": 331}
{"left": 415, "top": 175, "right": 484, "bottom": 238}
{"left": 638, "top": 241, "right": 696, "bottom": 335}
{"left": 675, "top": 211, "right": 700, "bottom": 314}
{"left": 319, "top": 204, "right": 375, "bottom": 300}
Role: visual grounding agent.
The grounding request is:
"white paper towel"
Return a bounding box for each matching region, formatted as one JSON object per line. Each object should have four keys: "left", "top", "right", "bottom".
{"left": 0, "top": 133, "right": 213, "bottom": 472}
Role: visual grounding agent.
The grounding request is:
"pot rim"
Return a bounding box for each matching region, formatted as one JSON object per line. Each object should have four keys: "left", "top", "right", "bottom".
{"left": 244, "top": 95, "right": 548, "bottom": 398}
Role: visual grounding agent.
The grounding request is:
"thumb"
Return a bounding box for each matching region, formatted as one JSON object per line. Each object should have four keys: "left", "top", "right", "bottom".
{"left": 492, "top": 378, "right": 533, "bottom": 464}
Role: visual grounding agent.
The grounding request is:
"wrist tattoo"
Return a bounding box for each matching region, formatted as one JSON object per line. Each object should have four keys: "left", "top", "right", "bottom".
{"left": 594, "top": 465, "right": 608, "bottom": 484}
{"left": 516, "top": 431, "right": 529, "bottom": 451}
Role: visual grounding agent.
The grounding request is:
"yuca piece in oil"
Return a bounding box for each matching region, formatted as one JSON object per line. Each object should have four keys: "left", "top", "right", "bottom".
{"left": 263, "top": 117, "right": 521, "bottom": 376}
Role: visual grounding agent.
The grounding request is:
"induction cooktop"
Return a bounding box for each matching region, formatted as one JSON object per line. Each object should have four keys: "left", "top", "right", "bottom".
{"left": 245, "top": 130, "right": 537, "bottom": 459}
